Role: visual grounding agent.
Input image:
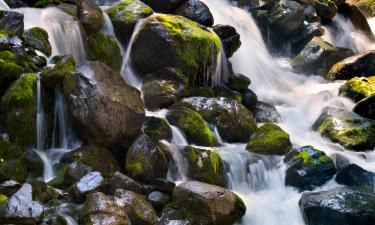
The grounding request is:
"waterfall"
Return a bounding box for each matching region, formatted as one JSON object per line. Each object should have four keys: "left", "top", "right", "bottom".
{"left": 0, "top": 0, "right": 10, "bottom": 10}
{"left": 322, "top": 15, "right": 375, "bottom": 52}
{"left": 213, "top": 45, "right": 230, "bottom": 86}
{"left": 36, "top": 73, "right": 46, "bottom": 151}
{"left": 15, "top": 7, "right": 87, "bottom": 65}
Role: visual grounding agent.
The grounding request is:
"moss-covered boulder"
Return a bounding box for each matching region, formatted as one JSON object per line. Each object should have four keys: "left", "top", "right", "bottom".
{"left": 77, "top": 0, "right": 104, "bottom": 34}
{"left": 29, "top": 178, "right": 59, "bottom": 204}
{"left": 126, "top": 134, "right": 169, "bottom": 183}
{"left": 174, "top": 0, "right": 214, "bottom": 27}
{"left": 142, "top": 116, "right": 172, "bottom": 142}
{"left": 63, "top": 61, "right": 145, "bottom": 149}
{"left": 23, "top": 27, "right": 51, "bottom": 57}
{"left": 173, "top": 97, "right": 257, "bottom": 142}
{"left": 41, "top": 56, "right": 75, "bottom": 91}
{"left": 142, "top": 68, "right": 188, "bottom": 110}
{"left": 246, "top": 123, "right": 292, "bottom": 155}
{"left": 292, "top": 37, "right": 353, "bottom": 76}
{"left": 313, "top": 107, "right": 375, "bottom": 151}
{"left": 285, "top": 146, "right": 336, "bottom": 191}
{"left": 327, "top": 50, "right": 375, "bottom": 80}
{"left": 314, "top": 0, "right": 338, "bottom": 21}
{"left": 0, "top": 139, "right": 28, "bottom": 183}
{"left": 87, "top": 32, "right": 122, "bottom": 71}
{"left": 114, "top": 189, "right": 158, "bottom": 225}
{"left": 131, "top": 14, "right": 222, "bottom": 85}
{"left": 353, "top": 94, "right": 375, "bottom": 120}
{"left": 106, "top": 0, "right": 153, "bottom": 44}
{"left": 182, "top": 146, "right": 224, "bottom": 186}
{"left": 212, "top": 24, "right": 241, "bottom": 58}
{"left": 1, "top": 73, "right": 36, "bottom": 147}
{"left": 166, "top": 106, "right": 218, "bottom": 146}
{"left": 227, "top": 74, "right": 250, "bottom": 92}
{"left": 213, "top": 84, "right": 242, "bottom": 102}
{"left": 172, "top": 181, "right": 246, "bottom": 225}
{"left": 0, "top": 51, "right": 24, "bottom": 96}
{"left": 348, "top": 0, "right": 375, "bottom": 17}
{"left": 339, "top": 76, "right": 375, "bottom": 102}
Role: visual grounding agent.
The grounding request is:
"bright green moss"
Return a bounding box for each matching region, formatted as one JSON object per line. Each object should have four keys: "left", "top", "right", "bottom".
{"left": 126, "top": 155, "right": 148, "bottom": 178}
{"left": 247, "top": 123, "right": 292, "bottom": 155}
{"left": 23, "top": 27, "right": 52, "bottom": 56}
{"left": 106, "top": 0, "right": 153, "bottom": 24}
{"left": 0, "top": 194, "right": 7, "bottom": 203}
{"left": 292, "top": 146, "right": 333, "bottom": 169}
{"left": 2, "top": 73, "right": 36, "bottom": 108}
{"left": 339, "top": 76, "right": 375, "bottom": 102}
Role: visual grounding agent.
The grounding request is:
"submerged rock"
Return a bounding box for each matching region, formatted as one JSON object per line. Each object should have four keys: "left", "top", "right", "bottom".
{"left": 174, "top": 97, "right": 257, "bottom": 142}
{"left": 247, "top": 123, "right": 292, "bottom": 155}
{"left": 106, "top": 0, "right": 153, "bottom": 44}
{"left": 64, "top": 61, "right": 145, "bottom": 149}
{"left": 336, "top": 164, "right": 375, "bottom": 189}
{"left": 0, "top": 183, "right": 43, "bottom": 224}
{"left": 285, "top": 146, "right": 336, "bottom": 191}
{"left": 353, "top": 94, "right": 375, "bottom": 120}
{"left": 313, "top": 107, "right": 375, "bottom": 151}
{"left": 131, "top": 14, "right": 221, "bottom": 85}
{"left": 166, "top": 106, "right": 218, "bottom": 146}
{"left": 174, "top": 0, "right": 214, "bottom": 27}
{"left": 327, "top": 50, "right": 375, "bottom": 80}
{"left": 212, "top": 25, "right": 241, "bottom": 58}
{"left": 23, "top": 27, "right": 51, "bottom": 57}
{"left": 114, "top": 189, "right": 158, "bottom": 225}
{"left": 182, "top": 146, "right": 224, "bottom": 186}
{"left": 339, "top": 76, "right": 375, "bottom": 102}
{"left": 300, "top": 187, "right": 375, "bottom": 225}
{"left": 171, "top": 181, "right": 246, "bottom": 225}
{"left": 126, "top": 134, "right": 169, "bottom": 183}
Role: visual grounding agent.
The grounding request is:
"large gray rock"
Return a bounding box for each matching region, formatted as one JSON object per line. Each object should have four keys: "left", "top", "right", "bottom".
{"left": 63, "top": 61, "right": 145, "bottom": 149}
{"left": 174, "top": 0, "right": 214, "bottom": 27}
{"left": 77, "top": 0, "right": 104, "bottom": 34}
{"left": 0, "top": 11, "right": 24, "bottom": 36}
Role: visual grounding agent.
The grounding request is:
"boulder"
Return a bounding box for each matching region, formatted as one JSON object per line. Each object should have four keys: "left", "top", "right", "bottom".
{"left": 241, "top": 89, "right": 258, "bottom": 111}
{"left": 106, "top": 0, "right": 153, "bottom": 44}
{"left": 212, "top": 25, "right": 241, "bottom": 58}
{"left": 107, "top": 171, "right": 143, "bottom": 195}
{"left": 148, "top": 191, "right": 170, "bottom": 211}
{"left": 0, "top": 51, "right": 24, "bottom": 96}
{"left": 285, "top": 146, "right": 336, "bottom": 191}
{"left": 87, "top": 32, "right": 122, "bottom": 71}
{"left": 227, "top": 74, "right": 250, "bottom": 92}
{"left": 69, "top": 171, "right": 105, "bottom": 201}
{"left": 29, "top": 178, "right": 58, "bottom": 204}
{"left": 339, "top": 4, "right": 373, "bottom": 36}
{"left": 0, "top": 11, "right": 24, "bottom": 36}
{"left": 252, "top": 101, "right": 281, "bottom": 123}
{"left": 81, "top": 192, "right": 129, "bottom": 225}
{"left": 314, "top": 0, "right": 338, "bottom": 21}
{"left": 63, "top": 61, "right": 145, "bottom": 149}
{"left": 172, "top": 181, "right": 246, "bottom": 225}
{"left": 41, "top": 55, "right": 75, "bottom": 91}
{"left": 327, "top": 50, "right": 375, "bottom": 80}
{"left": 0, "top": 139, "right": 28, "bottom": 183}
{"left": 0, "top": 183, "right": 43, "bottom": 224}
{"left": 142, "top": 116, "right": 172, "bottom": 142}
{"left": 247, "top": 123, "right": 292, "bottom": 155}
{"left": 1, "top": 73, "right": 36, "bottom": 147}
{"left": 300, "top": 187, "right": 375, "bottom": 225}
{"left": 292, "top": 37, "right": 353, "bottom": 76}
{"left": 130, "top": 14, "right": 221, "bottom": 86}
{"left": 331, "top": 152, "right": 351, "bottom": 169}
{"left": 166, "top": 106, "right": 218, "bottom": 146}
{"left": 23, "top": 27, "right": 52, "bottom": 57}
{"left": 64, "top": 161, "right": 93, "bottom": 186}
{"left": 182, "top": 146, "right": 224, "bottom": 186}
{"left": 353, "top": 94, "right": 375, "bottom": 120}
{"left": 126, "top": 134, "right": 169, "bottom": 183}
{"left": 77, "top": 0, "right": 104, "bottom": 34}
{"left": 173, "top": 97, "right": 257, "bottom": 142}
{"left": 114, "top": 189, "right": 158, "bottom": 225}
{"left": 0, "top": 180, "right": 21, "bottom": 196}
{"left": 139, "top": 0, "right": 186, "bottom": 13}
{"left": 174, "top": 0, "right": 214, "bottom": 27}
{"left": 313, "top": 107, "right": 375, "bottom": 151}
{"left": 336, "top": 164, "right": 375, "bottom": 189}
{"left": 213, "top": 84, "right": 242, "bottom": 102}
{"left": 339, "top": 76, "right": 375, "bottom": 102}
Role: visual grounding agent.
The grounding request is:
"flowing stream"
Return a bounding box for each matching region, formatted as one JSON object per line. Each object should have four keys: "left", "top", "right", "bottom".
{"left": 0, "top": 0, "right": 9, "bottom": 10}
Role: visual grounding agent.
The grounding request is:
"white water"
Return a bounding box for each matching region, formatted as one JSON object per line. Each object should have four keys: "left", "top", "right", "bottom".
{"left": 322, "top": 15, "right": 375, "bottom": 52}
{"left": 0, "top": 0, "right": 10, "bottom": 10}
{"left": 15, "top": 7, "right": 87, "bottom": 65}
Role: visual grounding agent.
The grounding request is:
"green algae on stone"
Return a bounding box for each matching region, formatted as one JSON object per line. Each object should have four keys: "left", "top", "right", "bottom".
{"left": 166, "top": 106, "right": 218, "bottom": 147}
{"left": 87, "top": 32, "right": 122, "bottom": 71}
{"left": 247, "top": 123, "right": 292, "bottom": 155}
{"left": 339, "top": 76, "right": 375, "bottom": 102}
{"left": 23, "top": 27, "right": 52, "bottom": 56}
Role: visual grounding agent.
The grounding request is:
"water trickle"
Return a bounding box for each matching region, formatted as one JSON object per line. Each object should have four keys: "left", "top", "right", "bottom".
{"left": 15, "top": 7, "right": 87, "bottom": 65}
{"left": 36, "top": 73, "right": 46, "bottom": 151}
{"left": 213, "top": 44, "right": 230, "bottom": 86}
{"left": 0, "top": 0, "right": 10, "bottom": 10}
{"left": 101, "top": 11, "right": 116, "bottom": 36}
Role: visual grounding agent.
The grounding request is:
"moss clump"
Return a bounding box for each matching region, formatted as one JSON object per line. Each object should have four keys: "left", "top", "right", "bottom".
{"left": 23, "top": 27, "right": 52, "bottom": 56}
{"left": 183, "top": 146, "right": 224, "bottom": 186}
{"left": 0, "top": 194, "right": 7, "bottom": 203}
{"left": 106, "top": 0, "right": 153, "bottom": 24}
{"left": 167, "top": 107, "right": 218, "bottom": 147}
{"left": 247, "top": 123, "right": 292, "bottom": 155}
{"left": 290, "top": 146, "right": 333, "bottom": 169}
{"left": 313, "top": 107, "right": 375, "bottom": 151}
{"left": 87, "top": 32, "right": 122, "bottom": 71}
{"left": 0, "top": 51, "right": 24, "bottom": 96}
{"left": 339, "top": 76, "right": 375, "bottom": 102}
{"left": 41, "top": 56, "right": 76, "bottom": 92}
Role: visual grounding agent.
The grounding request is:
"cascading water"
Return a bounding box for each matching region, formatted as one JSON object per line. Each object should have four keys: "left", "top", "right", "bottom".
{"left": 0, "top": 0, "right": 10, "bottom": 10}
{"left": 15, "top": 7, "right": 87, "bottom": 65}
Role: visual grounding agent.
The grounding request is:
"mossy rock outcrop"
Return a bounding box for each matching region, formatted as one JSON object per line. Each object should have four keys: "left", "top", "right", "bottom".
{"left": 106, "top": 0, "right": 153, "bottom": 44}
{"left": 339, "top": 76, "right": 375, "bottom": 102}
{"left": 1, "top": 73, "right": 36, "bottom": 147}
{"left": 166, "top": 106, "right": 218, "bottom": 147}
{"left": 182, "top": 146, "right": 224, "bottom": 186}
{"left": 131, "top": 14, "right": 222, "bottom": 86}
{"left": 314, "top": 0, "right": 338, "bottom": 21}
{"left": 142, "top": 116, "right": 172, "bottom": 142}
{"left": 285, "top": 146, "right": 336, "bottom": 191}
{"left": 0, "top": 138, "right": 28, "bottom": 183}
{"left": 126, "top": 134, "right": 169, "bottom": 183}
{"left": 247, "top": 123, "right": 292, "bottom": 155}
{"left": 87, "top": 32, "right": 122, "bottom": 71}
{"left": 313, "top": 107, "right": 375, "bottom": 151}
{"left": 173, "top": 97, "right": 257, "bottom": 142}
{"left": 23, "top": 27, "right": 52, "bottom": 57}
{"left": 41, "top": 56, "right": 76, "bottom": 91}
{"left": 353, "top": 94, "right": 375, "bottom": 120}
{"left": 0, "top": 51, "right": 24, "bottom": 96}
{"left": 212, "top": 24, "right": 241, "bottom": 58}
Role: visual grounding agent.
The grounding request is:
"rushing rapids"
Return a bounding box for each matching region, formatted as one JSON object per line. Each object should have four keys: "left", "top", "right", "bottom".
{"left": 0, "top": 0, "right": 374, "bottom": 224}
